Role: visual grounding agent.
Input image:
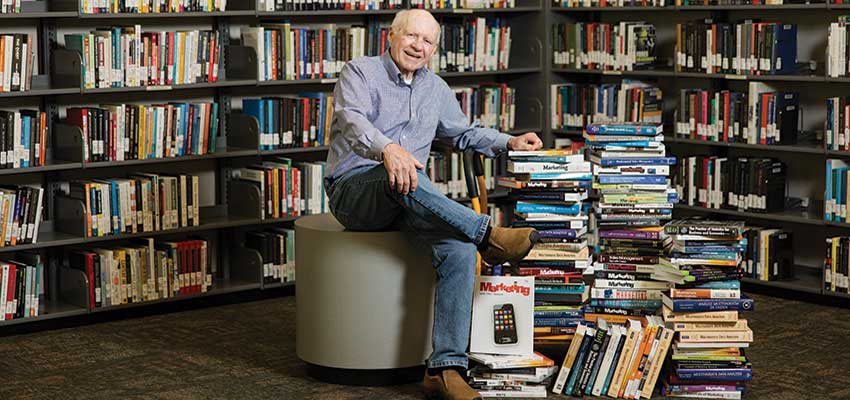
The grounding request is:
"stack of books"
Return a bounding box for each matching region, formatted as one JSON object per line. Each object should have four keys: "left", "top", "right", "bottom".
{"left": 551, "top": 317, "right": 674, "bottom": 398}
{"left": 661, "top": 219, "right": 754, "bottom": 400}
{"left": 467, "top": 352, "right": 557, "bottom": 398}
{"left": 497, "top": 148, "right": 592, "bottom": 345}
{"left": 586, "top": 122, "right": 680, "bottom": 326}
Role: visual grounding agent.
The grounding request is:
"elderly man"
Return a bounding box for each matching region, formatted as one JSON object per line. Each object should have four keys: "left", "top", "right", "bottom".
{"left": 323, "top": 9, "right": 543, "bottom": 400}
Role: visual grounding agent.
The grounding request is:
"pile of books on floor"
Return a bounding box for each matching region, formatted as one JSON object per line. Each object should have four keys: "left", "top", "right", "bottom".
{"left": 467, "top": 352, "right": 557, "bottom": 398}
{"left": 661, "top": 219, "right": 754, "bottom": 400}
{"left": 498, "top": 148, "right": 593, "bottom": 345}
{"left": 586, "top": 122, "right": 681, "bottom": 326}
{"left": 551, "top": 316, "right": 674, "bottom": 398}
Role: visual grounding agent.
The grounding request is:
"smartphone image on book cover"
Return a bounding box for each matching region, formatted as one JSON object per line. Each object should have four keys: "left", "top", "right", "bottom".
{"left": 493, "top": 303, "right": 518, "bottom": 345}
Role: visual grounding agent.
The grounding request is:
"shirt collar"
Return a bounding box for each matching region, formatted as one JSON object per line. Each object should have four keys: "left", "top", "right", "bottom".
{"left": 381, "top": 51, "right": 429, "bottom": 86}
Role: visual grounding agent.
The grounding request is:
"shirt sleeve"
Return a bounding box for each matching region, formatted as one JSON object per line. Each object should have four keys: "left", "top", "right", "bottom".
{"left": 333, "top": 61, "right": 393, "bottom": 162}
{"left": 435, "top": 85, "right": 512, "bottom": 158}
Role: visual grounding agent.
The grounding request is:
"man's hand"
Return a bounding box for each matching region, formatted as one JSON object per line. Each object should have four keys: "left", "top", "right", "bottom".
{"left": 508, "top": 132, "right": 544, "bottom": 151}
{"left": 382, "top": 143, "right": 425, "bottom": 195}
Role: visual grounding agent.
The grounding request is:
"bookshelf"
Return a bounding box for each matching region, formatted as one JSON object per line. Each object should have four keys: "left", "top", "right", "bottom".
{"left": 546, "top": 1, "right": 845, "bottom": 297}
{"left": 0, "top": 0, "right": 547, "bottom": 327}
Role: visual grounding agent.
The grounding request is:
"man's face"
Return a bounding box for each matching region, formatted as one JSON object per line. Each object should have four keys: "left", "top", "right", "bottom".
{"left": 388, "top": 16, "right": 439, "bottom": 75}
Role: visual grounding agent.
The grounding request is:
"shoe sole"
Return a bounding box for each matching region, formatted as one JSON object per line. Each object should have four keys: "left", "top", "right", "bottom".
{"left": 482, "top": 230, "right": 540, "bottom": 266}
{"left": 511, "top": 229, "right": 539, "bottom": 264}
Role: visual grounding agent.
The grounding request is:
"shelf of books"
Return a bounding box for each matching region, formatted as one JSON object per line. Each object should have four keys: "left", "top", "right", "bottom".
{"left": 547, "top": 0, "right": 850, "bottom": 301}
{"left": 0, "top": 0, "right": 547, "bottom": 328}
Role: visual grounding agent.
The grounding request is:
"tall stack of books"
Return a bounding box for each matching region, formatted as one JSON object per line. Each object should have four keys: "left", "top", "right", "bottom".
{"left": 661, "top": 219, "right": 754, "bottom": 400}
{"left": 467, "top": 352, "right": 557, "bottom": 398}
{"left": 497, "top": 148, "right": 592, "bottom": 346}
{"left": 586, "top": 122, "right": 680, "bottom": 326}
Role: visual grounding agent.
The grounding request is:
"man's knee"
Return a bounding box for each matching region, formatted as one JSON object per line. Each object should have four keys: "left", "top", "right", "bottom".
{"left": 435, "top": 241, "right": 478, "bottom": 271}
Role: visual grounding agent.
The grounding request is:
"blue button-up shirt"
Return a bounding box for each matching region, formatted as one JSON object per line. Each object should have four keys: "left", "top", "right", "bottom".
{"left": 324, "top": 52, "right": 512, "bottom": 182}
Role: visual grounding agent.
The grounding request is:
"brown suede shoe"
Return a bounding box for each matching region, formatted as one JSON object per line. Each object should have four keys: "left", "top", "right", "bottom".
{"left": 480, "top": 226, "right": 539, "bottom": 265}
{"left": 422, "top": 369, "right": 482, "bottom": 400}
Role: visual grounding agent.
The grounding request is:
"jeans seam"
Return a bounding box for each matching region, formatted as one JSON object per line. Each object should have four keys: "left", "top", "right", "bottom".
{"left": 405, "top": 190, "right": 480, "bottom": 243}
{"left": 474, "top": 214, "right": 491, "bottom": 245}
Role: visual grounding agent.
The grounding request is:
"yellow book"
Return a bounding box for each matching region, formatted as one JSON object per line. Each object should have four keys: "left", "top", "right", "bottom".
{"left": 640, "top": 326, "right": 674, "bottom": 399}
{"left": 177, "top": 32, "right": 186, "bottom": 85}
{"left": 551, "top": 324, "right": 588, "bottom": 394}
{"left": 607, "top": 319, "right": 643, "bottom": 398}
{"left": 138, "top": 105, "right": 147, "bottom": 159}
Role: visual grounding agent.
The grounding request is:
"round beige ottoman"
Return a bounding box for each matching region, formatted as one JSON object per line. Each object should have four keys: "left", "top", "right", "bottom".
{"left": 295, "top": 213, "right": 436, "bottom": 385}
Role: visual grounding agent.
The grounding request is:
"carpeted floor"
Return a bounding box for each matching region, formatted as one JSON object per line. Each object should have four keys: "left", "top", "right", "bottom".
{"left": 0, "top": 291, "right": 848, "bottom": 400}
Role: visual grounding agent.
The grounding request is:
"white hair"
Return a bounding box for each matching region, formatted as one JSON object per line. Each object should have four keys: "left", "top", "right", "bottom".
{"left": 391, "top": 9, "right": 441, "bottom": 42}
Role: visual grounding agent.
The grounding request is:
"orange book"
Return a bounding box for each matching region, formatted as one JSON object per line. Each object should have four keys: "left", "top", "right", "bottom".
{"left": 711, "top": 24, "right": 717, "bottom": 73}
{"left": 0, "top": 37, "right": 6, "bottom": 92}
{"left": 675, "top": 24, "right": 681, "bottom": 72}
{"left": 627, "top": 325, "right": 661, "bottom": 398}
{"left": 618, "top": 325, "right": 654, "bottom": 398}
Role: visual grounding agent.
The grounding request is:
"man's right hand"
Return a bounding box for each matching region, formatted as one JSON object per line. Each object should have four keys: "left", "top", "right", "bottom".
{"left": 382, "top": 143, "right": 425, "bottom": 195}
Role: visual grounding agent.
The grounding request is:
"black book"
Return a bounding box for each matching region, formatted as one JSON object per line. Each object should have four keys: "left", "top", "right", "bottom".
{"left": 93, "top": 252, "right": 102, "bottom": 307}
{"left": 245, "top": 232, "right": 271, "bottom": 284}
{"left": 11, "top": 34, "right": 21, "bottom": 92}
{"left": 577, "top": 320, "right": 608, "bottom": 394}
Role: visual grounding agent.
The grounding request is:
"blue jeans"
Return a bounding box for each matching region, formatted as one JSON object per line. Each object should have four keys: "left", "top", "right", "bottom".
{"left": 325, "top": 164, "right": 490, "bottom": 369}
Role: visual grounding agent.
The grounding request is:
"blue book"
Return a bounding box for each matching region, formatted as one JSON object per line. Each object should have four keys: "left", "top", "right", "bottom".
{"left": 21, "top": 115, "right": 30, "bottom": 168}
{"left": 599, "top": 330, "right": 626, "bottom": 395}
{"left": 599, "top": 157, "right": 677, "bottom": 166}
{"left": 663, "top": 294, "right": 754, "bottom": 312}
{"left": 675, "top": 368, "right": 752, "bottom": 382}
{"left": 589, "top": 299, "right": 662, "bottom": 309}
{"left": 696, "top": 280, "right": 741, "bottom": 289}
{"left": 516, "top": 202, "right": 581, "bottom": 215}
{"left": 526, "top": 172, "right": 593, "bottom": 181}
{"left": 533, "top": 310, "right": 583, "bottom": 319}
{"left": 110, "top": 181, "right": 120, "bottom": 234}
{"left": 772, "top": 23, "right": 797, "bottom": 75}
{"left": 586, "top": 123, "right": 662, "bottom": 136}
{"left": 533, "top": 317, "right": 584, "bottom": 327}
{"left": 597, "top": 175, "right": 667, "bottom": 185}
{"left": 589, "top": 140, "right": 661, "bottom": 147}
{"left": 242, "top": 99, "right": 265, "bottom": 150}
{"left": 585, "top": 329, "right": 611, "bottom": 395}
{"left": 564, "top": 328, "right": 594, "bottom": 396}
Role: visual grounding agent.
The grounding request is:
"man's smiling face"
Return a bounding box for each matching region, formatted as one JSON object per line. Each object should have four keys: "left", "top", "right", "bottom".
{"left": 388, "top": 11, "right": 440, "bottom": 78}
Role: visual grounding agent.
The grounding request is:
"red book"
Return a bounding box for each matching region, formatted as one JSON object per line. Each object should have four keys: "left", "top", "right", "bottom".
{"left": 760, "top": 93, "right": 770, "bottom": 145}
{"left": 722, "top": 91, "right": 730, "bottom": 143}
{"left": 292, "top": 167, "right": 301, "bottom": 216}
{"left": 701, "top": 90, "right": 709, "bottom": 140}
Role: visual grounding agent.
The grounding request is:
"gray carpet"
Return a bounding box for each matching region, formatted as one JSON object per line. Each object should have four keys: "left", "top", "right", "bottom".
{"left": 0, "top": 292, "right": 848, "bottom": 399}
